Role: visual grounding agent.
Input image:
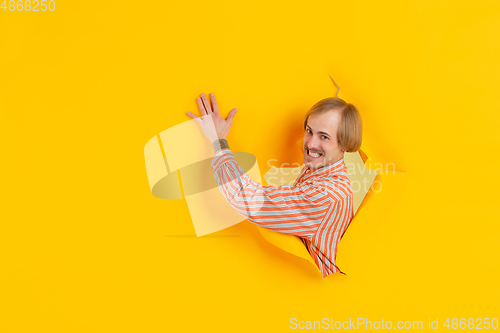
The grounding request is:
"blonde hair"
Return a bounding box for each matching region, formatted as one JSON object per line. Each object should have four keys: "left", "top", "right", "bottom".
{"left": 303, "top": 97, "right": 362, "bottom": 153}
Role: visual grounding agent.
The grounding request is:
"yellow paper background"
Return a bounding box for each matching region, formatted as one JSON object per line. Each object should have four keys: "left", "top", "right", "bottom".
{"left": 1, "top": 1, "right": 499, "bottom": 332}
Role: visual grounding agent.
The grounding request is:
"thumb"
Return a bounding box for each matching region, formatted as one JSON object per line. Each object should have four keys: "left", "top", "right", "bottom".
{"left": 226, "top": 108, "right": 238, "bottom": 123}
{"left": 187, "top": 112, "right": 202, "bottom": 125}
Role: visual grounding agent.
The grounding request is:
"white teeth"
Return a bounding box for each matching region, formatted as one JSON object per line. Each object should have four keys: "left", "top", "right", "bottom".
{"left": 308, "top": 150, "right": 321, "bottom": 157}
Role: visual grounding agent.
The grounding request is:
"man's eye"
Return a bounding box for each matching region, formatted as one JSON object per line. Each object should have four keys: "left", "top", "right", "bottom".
{"left": 322, "top": 136, "right": 328, "bottom": 140}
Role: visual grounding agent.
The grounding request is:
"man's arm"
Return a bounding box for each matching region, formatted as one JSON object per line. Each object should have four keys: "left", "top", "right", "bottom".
{"left": 211, "top": 148, "right": 334, "bottom": 240}
{"left": 212, "top": 139, "right": 230, "bottom": 153}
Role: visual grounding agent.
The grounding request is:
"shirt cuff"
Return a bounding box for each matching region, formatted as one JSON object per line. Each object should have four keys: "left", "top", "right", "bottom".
{"left": 211, "top": 148, "right": 234, "bottom": 171}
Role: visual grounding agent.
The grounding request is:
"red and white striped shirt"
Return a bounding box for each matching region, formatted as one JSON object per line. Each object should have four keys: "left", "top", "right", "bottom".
{"left": 211, "top": 148, "right": 354, "bottom": 278}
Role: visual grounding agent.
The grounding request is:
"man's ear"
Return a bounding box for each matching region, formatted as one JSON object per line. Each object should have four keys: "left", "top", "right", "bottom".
{"left": 338, "top": 140, "right": 346, "bottom": 152}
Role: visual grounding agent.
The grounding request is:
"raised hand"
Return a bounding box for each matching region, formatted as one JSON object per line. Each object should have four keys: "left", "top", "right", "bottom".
{"left": 186, "top": 93, "right": 238, "bottom": 142}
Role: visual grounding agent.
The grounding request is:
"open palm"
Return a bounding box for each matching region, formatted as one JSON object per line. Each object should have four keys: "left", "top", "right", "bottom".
{"left": 186, "top": 93, "right": 238, "bottom": 142}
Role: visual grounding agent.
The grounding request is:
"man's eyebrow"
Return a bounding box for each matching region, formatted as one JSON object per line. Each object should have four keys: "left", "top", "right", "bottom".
{"left": 306, "top": 125, "right": 331, "bottom": 137}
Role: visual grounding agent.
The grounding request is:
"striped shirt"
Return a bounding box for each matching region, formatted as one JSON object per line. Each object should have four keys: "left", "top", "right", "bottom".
{"left": 211, "top": 148, "right": 354, "bottom": 278}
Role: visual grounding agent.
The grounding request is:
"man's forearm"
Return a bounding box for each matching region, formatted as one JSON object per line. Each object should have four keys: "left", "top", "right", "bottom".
{"left": 212, "top": 139, "right": 229, "bottom": 153}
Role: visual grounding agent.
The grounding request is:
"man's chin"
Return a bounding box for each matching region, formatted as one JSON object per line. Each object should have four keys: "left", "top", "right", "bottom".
{"left": 304, "top": 160, "right": 323, "bottom": 171}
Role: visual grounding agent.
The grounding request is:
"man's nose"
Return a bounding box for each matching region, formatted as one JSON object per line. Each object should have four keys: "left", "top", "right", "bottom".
{"left": 307, "top": 134, "right": 321, "bottom": 148}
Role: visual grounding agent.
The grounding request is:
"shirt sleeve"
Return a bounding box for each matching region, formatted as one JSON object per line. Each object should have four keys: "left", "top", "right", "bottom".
{"left": 211, "top": 148, "right": 332, "bottom": 239}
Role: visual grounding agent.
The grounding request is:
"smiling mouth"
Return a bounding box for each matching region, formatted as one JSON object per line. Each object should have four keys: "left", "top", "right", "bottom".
{"left": 306, "top": 149, "right": 323, "bottom": 158}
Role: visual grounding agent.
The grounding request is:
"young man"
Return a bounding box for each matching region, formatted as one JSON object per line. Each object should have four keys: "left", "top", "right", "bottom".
{"left": 187, "top": 93, "right": 362, "bottom": 278}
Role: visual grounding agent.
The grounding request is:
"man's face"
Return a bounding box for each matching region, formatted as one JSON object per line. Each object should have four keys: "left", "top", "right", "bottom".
{"left": 303, "top": 109, "right": 344, "bottom": 172}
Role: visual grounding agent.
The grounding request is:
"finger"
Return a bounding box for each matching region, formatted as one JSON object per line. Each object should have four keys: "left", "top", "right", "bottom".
{"left": 210, "top": 93, "right": 219, "bottom": 114}
{"left": 186, "top": 111, "right": 198, "bottom": 119}
{"left": 187, "top": 112, "right": 202, "bottom": 124}
{"left": 201, "top": 93, "right": 213, "bottom": 113}
{"left": 190, "top": 112, "right": 202, "bottom": 126}
{"left": 226, "top": 108, "right": 238, "bottom": 124}
{"left": 197, "top": 97, "right": 208, "bottom": 116}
